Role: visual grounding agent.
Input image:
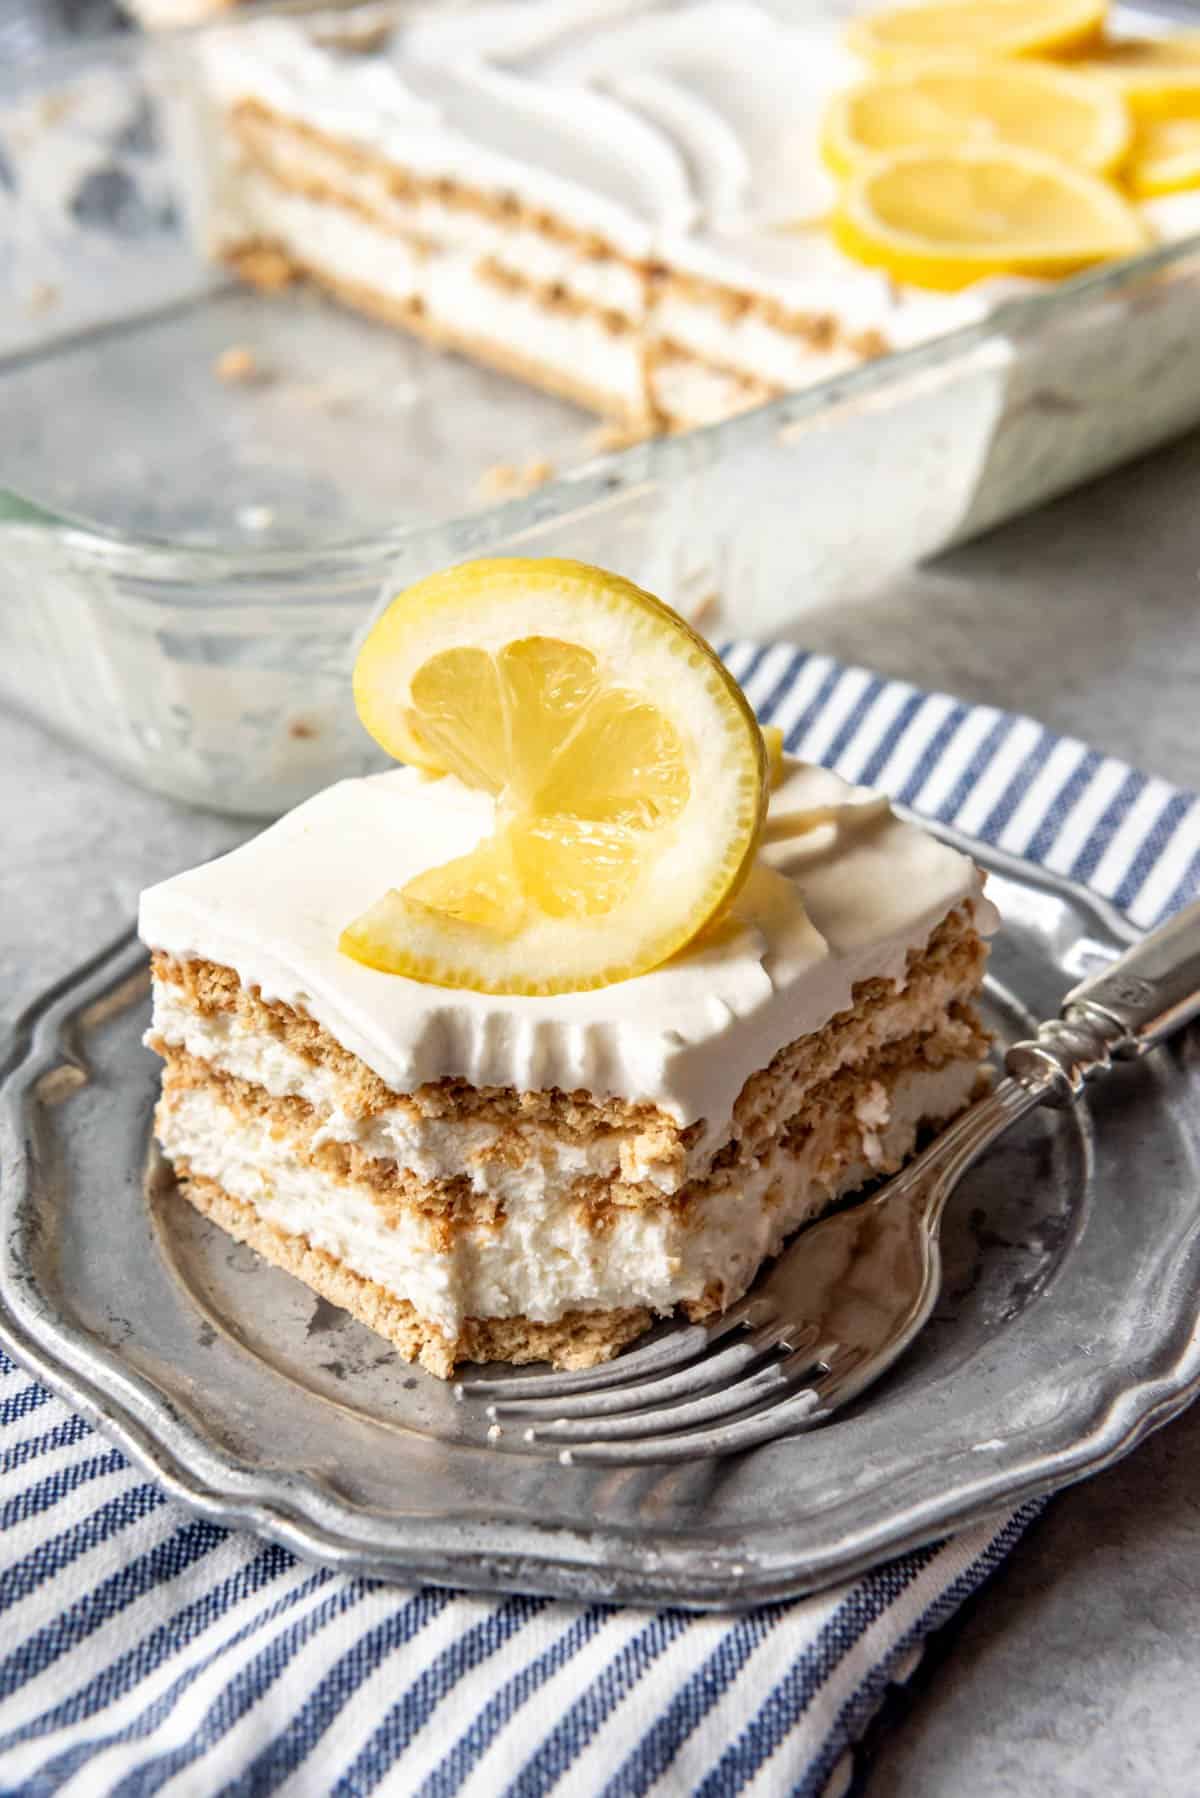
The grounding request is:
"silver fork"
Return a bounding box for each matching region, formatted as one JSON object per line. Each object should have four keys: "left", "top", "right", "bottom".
{"left": 459, "top": 900, "right": 1200, "bottom": 1464}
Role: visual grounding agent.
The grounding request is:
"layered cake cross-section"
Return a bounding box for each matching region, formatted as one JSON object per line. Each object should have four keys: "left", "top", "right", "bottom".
{"left": 141, "top": 758, "right": 996, "bottom": 1377}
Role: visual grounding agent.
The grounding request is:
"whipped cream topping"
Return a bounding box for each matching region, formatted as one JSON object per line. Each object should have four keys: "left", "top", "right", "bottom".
{"left": 202, "top": 1, "right": 1200, "bottom": 340}
{"left": 138, "top": 760, "right": 996, "bottom": 1144}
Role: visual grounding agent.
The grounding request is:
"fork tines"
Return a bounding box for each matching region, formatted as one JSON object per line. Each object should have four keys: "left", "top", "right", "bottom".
{"left": 457, "top": 1303, "right": 860, "bottom": 1464}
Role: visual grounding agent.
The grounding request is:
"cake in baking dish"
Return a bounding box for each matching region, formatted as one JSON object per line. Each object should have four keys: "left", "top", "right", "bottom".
{"left": 139, "top": 557, "right": 996, "bottom": 1376}
{"left": 190, "top": 0, "right": 1198, "bottom": 433}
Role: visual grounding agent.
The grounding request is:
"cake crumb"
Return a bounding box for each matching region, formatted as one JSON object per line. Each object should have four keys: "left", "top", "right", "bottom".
{"left": 588, "top": 418, "right": 656, "bottom": 454}
{"left": 311, "top": 6, "right": 393, "bottom": 52}
{"left": 687, "top": 591, "right": 720, "bottom": 628}
{"left": 850, "top": 328, "right": 890, "bottom": 359}
{"left": 27, "top": 282, "right": 60, "bottom": 316}
{"left": 36, "top": 92, "right": 75, "bottom": 128}
{"left": 478, "top": 456, "right": 556, "bottom": 499}
{"left": 288, "top": 718, "right": 320, "bottom": 741}
{"left": 214, "top": 345, "right": 262, "bottom": 384}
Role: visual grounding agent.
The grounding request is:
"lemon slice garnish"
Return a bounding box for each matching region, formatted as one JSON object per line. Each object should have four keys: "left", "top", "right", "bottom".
{"left": 846, "top": 0, "right": 1108, "bottom": 69}
{"left": 1076, "top": 36, "right": 1200, "bottom": 120}
{"left": 1126, "top": 111, "right": 1200, "bottom": 196}
{"left": 762, "top": 723, "right": 786, "bottom": 788}
{"left": 831, "top": 144, "right": 1147, "bottom": 289}
{"left": 821, "top": 59, "right": 1131, "bottom": 178}
{"left": 342, "top": 558, "right": 767, "bottom": 995}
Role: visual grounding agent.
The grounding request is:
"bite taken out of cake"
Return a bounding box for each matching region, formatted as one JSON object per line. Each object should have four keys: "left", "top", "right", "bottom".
{"left": 139, "top": 558, "right": 997, "bottom": 1378}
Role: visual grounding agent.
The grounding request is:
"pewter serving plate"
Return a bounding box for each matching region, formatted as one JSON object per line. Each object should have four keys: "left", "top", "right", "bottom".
{"left": 3, "top": 831, "right": 1199, "bottom": 1609}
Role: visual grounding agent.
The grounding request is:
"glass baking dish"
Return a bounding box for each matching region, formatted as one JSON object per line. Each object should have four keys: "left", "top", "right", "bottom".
{"left": 3, "top": 1, "right": 1200, "bottom": 816}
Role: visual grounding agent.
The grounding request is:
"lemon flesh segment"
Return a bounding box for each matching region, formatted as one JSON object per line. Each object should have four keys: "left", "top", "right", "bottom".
{"left": 344, "top": 558, "right": 767, "bottom": 995}
{"left": 832, "top": 145, "right": 1147, "bottom": 289}
{"left": 1126, "top": 112, "right": 1200, "bottom": 197}
{"left": 821, "top": 60, "right": 1131, "bottom": 178}
{"left": 846, "top": 0, "right": 1108, "bottom": 69}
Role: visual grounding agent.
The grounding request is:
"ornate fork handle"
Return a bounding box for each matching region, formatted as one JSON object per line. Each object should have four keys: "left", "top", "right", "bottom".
{"left": 1007, "top": 899, "right": 1200, "bottom": 1107}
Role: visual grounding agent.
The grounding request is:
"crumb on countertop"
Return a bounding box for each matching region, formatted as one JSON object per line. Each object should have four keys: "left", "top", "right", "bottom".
{"left": 848, "top": 328, "right": 889, "bottom": 359}
{"left": 35, "top": 92, "right": 75, "bottom": 129}
{"left": 214, "top": 345, "right": 264, "bottom": 385}
{"left": 587, "top": 418, "right": 656, "bottom": 454}
{"left": 478, "top": 456, "right": 556, "bottom": 500}
{"left": 687, "top": 591, "right": 720, "bottom": 628}
{"left": 27, "top": 282, "right": 60, "bottom": 316}
{"left": 311, "top": 5, "right": 393, "bottom": 52}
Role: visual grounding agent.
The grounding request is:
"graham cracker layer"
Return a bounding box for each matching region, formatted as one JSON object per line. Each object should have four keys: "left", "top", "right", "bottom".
{"left": 176, "top": 1168, "right": 651, "bottom": 1377}
{"left": 153, "top": 999, "right": 988, "bottom": 1235}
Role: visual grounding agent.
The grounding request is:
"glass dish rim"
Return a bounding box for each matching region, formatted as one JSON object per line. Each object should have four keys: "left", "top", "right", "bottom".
{"left": 5, "top": 0, "right": 1200, "bottom": 583}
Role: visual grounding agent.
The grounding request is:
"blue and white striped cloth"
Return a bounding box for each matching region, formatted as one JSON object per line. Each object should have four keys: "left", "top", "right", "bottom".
{"left": 2, "top": 646, "right": 1198, "bottom": 1797}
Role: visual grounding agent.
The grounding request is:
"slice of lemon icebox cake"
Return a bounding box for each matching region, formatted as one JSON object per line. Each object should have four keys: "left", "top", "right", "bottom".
{"left": 140, "top": 560, "right": 996, "bottom": 1376}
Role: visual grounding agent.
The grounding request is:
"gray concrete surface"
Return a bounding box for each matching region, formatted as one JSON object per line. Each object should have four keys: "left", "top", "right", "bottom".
{"left": 3, "top": 431, "right": 1200, "bottom": 1796}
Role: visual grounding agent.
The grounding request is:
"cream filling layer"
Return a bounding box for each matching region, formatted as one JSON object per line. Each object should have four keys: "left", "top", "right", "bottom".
{"left": 158, "top": 1059, "right": 980, "bottom": 1333}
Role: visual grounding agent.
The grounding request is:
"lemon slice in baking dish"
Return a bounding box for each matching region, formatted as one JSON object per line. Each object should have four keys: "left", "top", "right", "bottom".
{"left": 820, "top": 60, "right": 1131, "bottom": 177}
{"left": 1126, "top": 112, "right": 1200, "bottom": 196}
{"left": 1075, "top": 36, "right": 1200, "bottom": 120}
{"left": 831, "top": 144, "right": 1147, "bottom": 289}
{"left": 845, "top": 0, "right": 1108, "bottom": 68}
{"left": 341, "top": 558, "right": 767, "bottom": 995}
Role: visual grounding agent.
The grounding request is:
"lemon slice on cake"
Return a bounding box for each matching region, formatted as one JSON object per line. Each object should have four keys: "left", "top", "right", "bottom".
{"left": 762, "top": 723, "right": 786, "bottom": 788}
{"left": 831, "top": 144, "right": 1147, "bottom": 289}
{"left": 846, "top": 0, "right": 1108, "bottom": 69}
{"left": 342, "top": 558, "right": 767, "bottom": 994}
{"left": 821, "top": 60, "right": 1131, "bottom": 177}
